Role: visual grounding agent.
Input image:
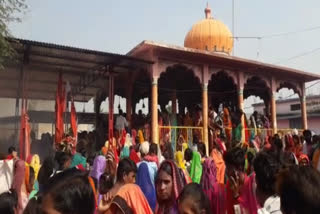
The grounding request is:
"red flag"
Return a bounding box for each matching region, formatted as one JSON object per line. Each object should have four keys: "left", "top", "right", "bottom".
{"left": 19, "top": 108, "right": 31, "bottom": 160}
{"left": 55, "top": 73, "right": 66, "bottom": 144}
{"left": 70, "top": 98, "right": 77, "bottom": 142}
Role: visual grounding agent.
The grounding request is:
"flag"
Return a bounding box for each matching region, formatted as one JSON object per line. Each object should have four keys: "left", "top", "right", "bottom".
{"left": 55, "top": 73, "right": 66, "bottom": 144}
{"left": 70, "top": 97, "right": 77, "bottom": 142}
{"left": 19, "top": 108, "right": 30, "bottom": 160}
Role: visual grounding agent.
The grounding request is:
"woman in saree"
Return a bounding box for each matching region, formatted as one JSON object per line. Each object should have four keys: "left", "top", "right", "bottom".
{"left": 28, "top": 154, "right": 41, "bottom": 180}
{"left": 155, "top": 160, "right": 185, "bottom": 214}
{"left": 175, "top": 151, "right": 192, "bottom": 184}
{"left": 190, "top": 151, "right": 202, "bottom": 184}
{"left": 90, "top": 155, "right": 106, "bottom": 203}
{"left": 223, "top": 107, "right": 232, "bottom": 143}
{"left": 210, "top": 140, "right": 226, "bottom": 184}
{"left": 136, "top": 162, "right": 157, "bottom": 211}
{"left": 107, "top": 183, "right": 153, "bottom": 214}
{"left": 200, "top": 158, "right": 227, "bottom": 214}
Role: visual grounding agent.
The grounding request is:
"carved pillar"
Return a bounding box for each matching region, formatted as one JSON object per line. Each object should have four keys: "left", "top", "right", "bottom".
{"left": 300, "top": 83, "right": 308, "bottom": 130}
{"left": 202, "top": 65, "right": 209, "bottom": 156}
{"left": 152, "top": 76, "right": 159, "bottom": 144}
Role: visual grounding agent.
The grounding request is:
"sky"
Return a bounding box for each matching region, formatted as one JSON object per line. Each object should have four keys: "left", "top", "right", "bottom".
{"left": 8, "top": 0, "right": 320, "bottom": 113}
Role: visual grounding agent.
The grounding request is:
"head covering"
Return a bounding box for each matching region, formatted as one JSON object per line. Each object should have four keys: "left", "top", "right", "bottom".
{"left": 210, "top": 148, "right": 226, "bottom": 184}
{"left": 70, "top": 153, "right": 87, "bottom": 169}
{"left": 90, "top": 155, "right": 106, "bottom": 184}
{"left": 182, "top": 142, "right": 188, "bottom": 151}
{"left": 200, "top": 158, "right": 217, "bottom": 186}
{"left": 111, "top": 184, "right": 153, "bottom": 214}
{"left": 138, "top": 130, "right": 145, "bottom": 144}
{"left": 120, "top": 146, "right": 130, "bottom": 158}
{"left": 200, "top": 158, "right": 227, "bottom": 214}
{"left": 129, "top": 149, "right": 140, "bottom": 164}
{"left": 158, "top": 160, "right": 184, "bottom": 201}
{"left": 298, "top": 154, "right": 310, "bottom": 164}
{"left": 175, "top": 151, "right": 185, "bottom": 170}
{"left": 29, "top": 154, "right": 41, "bottom": 179}
{"left": 136, "top": 162, "right": 157, "bottom": 211}
{"left": 292, "top": 128, "right": 299, "bottom": 135}
{"left": 190, "top": 151, "right": 203, "bottom": 184}
{"left": 140, "top": 142, "right": 150, "bottom": 156}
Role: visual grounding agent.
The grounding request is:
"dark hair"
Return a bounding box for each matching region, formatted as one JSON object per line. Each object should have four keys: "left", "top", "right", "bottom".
{"left": 184, "top": 148, "right": 193, "bottom": 162}
{"left": 254, "top": 151, "right": 280, "bottom": 197}
{"left": 55, "top": 152, "right": 72, "bottom": 170}
{"left": 292, "top": 135, "right": 300, "bottom": 146}
{"left": 8, "top": 146, "right": 16, "bottom": 154}
{"left": 43, "top": 168, "right": 95, "bottom": 214}
{"left": 99, "top": 173, "right": 114, "bottom": 194}
{"left": 224, "top": 147, "right": 245, "bottom": 171}
{"left": 149, "top": 143, "right": 158, "bottom": 155}
{"left": 276, "top": 166, "right": 320, "bottom": 214}
{"left": 178, "top": 183, "right": 211, "bottom": 214}
{"left": 23, "top": 197, "right": 41, "bottom": 214}
{"left": 163, "top": 143, "right": 174, "bottom": 160}
{"left": 38, "top": 156, "right": 55, "bottom": 190}
{"left": 273, "top": 138, "right": 283, "bottom": 151}
{"left": 0, "top": 189, "right": 18, "bottom": 214}
{"left": 303, "top": 129, "right": 312, "bottom": 137}
{"left": 157, "top": 161, "right": 173, "bottom": 177}
{"left": 197, "top": 143, "right": 206, "bottom": 157}
{"left": 116, "top": 158, "right": 137, "bottom": 182}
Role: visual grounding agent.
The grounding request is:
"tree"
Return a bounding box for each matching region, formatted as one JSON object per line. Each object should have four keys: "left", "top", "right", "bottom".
{"left": 0, "top": 0, "right": 27, "bottom": 68}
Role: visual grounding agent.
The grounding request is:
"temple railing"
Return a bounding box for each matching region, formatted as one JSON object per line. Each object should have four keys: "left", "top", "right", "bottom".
{"left": 241, "top": 128, "right": 304, "bottom": 137}
{"left": 159, "top": 125, "right": 203, "bottom": 147}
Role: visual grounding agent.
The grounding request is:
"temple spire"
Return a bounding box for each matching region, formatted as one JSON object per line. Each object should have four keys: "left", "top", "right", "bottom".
{"left": 205, "top": 2, "right": 211, "bottom": 19}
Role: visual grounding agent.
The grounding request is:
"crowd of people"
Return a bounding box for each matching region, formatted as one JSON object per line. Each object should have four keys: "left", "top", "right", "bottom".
{"left": 0, "top": 104, "right": 319, "bottom": 214}
{"left": 1, "top": 120, "right": 320, "bottom": 214}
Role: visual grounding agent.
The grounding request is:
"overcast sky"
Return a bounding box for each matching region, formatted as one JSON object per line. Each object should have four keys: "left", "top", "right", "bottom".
{"left": 8, "top": 0, "right": 320, "bottom": 113}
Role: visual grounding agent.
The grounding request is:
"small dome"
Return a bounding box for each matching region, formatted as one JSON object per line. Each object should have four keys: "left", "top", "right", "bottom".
{"left": 184, "top": 4, "right": 233, "bottom": 55}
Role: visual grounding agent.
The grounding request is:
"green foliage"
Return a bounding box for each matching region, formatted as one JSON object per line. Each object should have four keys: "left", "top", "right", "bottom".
{"left": 0, "top": 0, "right": 27, "bottom": 68}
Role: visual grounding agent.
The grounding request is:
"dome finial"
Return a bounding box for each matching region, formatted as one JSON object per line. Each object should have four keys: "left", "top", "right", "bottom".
{"left": 205, "top": 2, "right": 211, "bottom": 19}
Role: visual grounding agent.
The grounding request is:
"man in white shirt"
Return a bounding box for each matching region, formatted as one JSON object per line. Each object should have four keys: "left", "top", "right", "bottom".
{"left": 115, "top": 109, "right": 128, "bottom": 133}
{"left": 254, "top": 152, "right": 282, "bottom": 214}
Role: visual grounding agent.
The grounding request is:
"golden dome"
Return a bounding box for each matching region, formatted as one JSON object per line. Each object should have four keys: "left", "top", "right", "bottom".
{"left": 184, "top": 4, "right": 233, "bottom": 55}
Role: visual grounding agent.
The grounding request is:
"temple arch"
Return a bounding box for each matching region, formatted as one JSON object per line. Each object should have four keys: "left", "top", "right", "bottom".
{"left": 208, "top": 70, "right": 237, "bottom": 111}
{"left": 158, "top": 64, "right": 202, "bottom": 114}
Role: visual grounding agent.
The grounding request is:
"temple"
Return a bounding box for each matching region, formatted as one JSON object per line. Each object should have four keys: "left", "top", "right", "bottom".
{"left": 1, "top": 4, "right": 320, "bottom": 154}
